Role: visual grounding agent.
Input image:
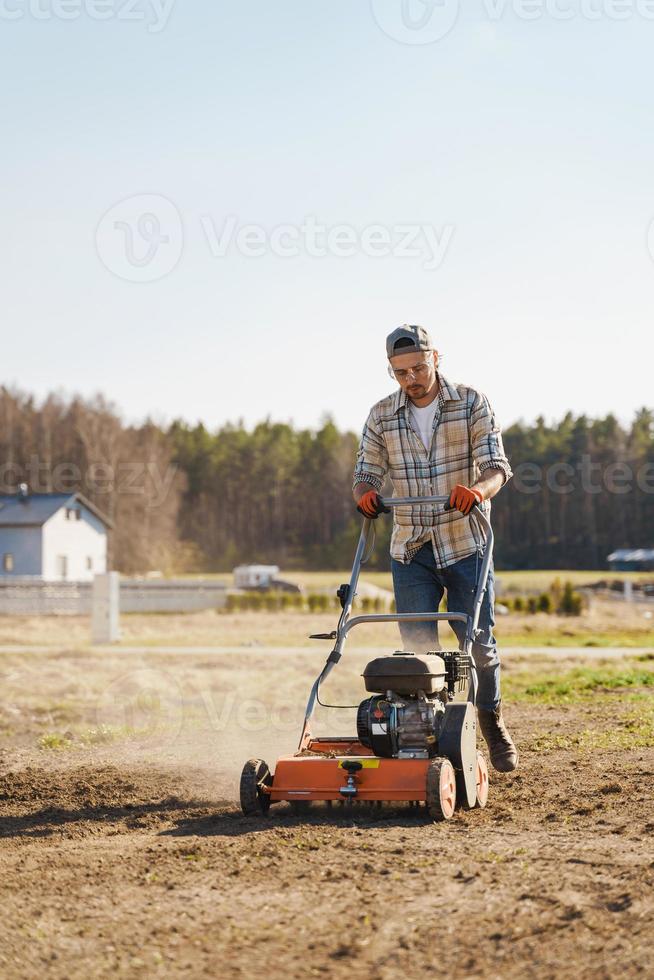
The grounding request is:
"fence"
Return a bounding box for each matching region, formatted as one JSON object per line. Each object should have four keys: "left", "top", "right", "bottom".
{"left": 0, "top": 578, "right": 227, "bottom": 615}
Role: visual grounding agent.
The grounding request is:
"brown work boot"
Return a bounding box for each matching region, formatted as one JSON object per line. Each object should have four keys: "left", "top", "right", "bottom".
{"left": 477, "top": 702, "right": 519, "bottom": 772}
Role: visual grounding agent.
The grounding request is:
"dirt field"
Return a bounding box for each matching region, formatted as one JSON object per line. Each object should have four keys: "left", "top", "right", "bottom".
{"left": 1, "top": 643, "right": 653, "bottom": 979}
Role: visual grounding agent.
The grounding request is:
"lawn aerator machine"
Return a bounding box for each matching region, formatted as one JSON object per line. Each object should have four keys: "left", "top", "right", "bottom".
{"left": 240, "top": 495, "right": 492, "bottom": 821}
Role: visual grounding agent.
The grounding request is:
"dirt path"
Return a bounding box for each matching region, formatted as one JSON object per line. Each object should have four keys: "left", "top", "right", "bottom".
{"left": 0, "top": 649, "right": 652, "bottom": 978}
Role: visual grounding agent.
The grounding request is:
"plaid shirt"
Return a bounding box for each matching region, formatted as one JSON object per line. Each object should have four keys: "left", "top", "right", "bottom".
{"left": 353, "top": 373, "right": 513, "bottom": 566}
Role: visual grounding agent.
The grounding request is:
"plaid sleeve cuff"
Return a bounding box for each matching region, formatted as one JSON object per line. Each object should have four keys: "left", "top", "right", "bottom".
{"left": 478, "top": 458, "right": 513, "bottom": 485}
{"left": 352, "top": 467, "right": 384, "bottom": 492}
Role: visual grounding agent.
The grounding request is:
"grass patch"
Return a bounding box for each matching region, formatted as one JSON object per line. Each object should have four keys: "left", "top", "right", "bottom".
{"left": 498, "top": 630, "right": 654, "bottom": 648}
{"left": 172, "top": 569, "right": 649, "bottom": 592}
{"left": 495, "top": 569, "right": 649, "bottom": 593}
{"left": 78, "top": 724, "right": 123, "bottom": 745}
{"left": 38, "top": 732, "right": 74, "bottom": 751}
{"left": 509, "top": 659, "right": 654, "bottom": 751}
{"left": 37, "top": 720, "right": 178, "bottom": 750}
{"left": 505, "top": 662, "right": 654, "bottom": 704}
{"left": 528, "top": 705, "right": 654, "bottom": 751}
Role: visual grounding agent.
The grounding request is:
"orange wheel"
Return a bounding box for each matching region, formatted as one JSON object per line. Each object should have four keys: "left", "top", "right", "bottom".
{"left": 475, "top": 750, "right": 489, "bottom": 808}
{"left": 426, "top": 757, "right": 457, "bottom": 821}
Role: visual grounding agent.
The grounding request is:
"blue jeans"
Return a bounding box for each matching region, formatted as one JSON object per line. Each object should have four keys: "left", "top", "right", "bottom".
{"left": 391, "top": 545, "right": 501, "bottom": 711}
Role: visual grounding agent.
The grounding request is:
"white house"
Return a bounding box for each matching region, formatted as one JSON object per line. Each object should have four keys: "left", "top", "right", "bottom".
{"left": 0, "top": 486, "right": 112, "bottom": 581}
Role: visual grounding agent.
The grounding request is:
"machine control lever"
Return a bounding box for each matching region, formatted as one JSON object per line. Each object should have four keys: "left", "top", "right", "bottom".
{"left": 336, "top": 583, "right": 350, "bottom": 609}
{"left": 339, "top": 759, "right": 362, "bottom": 798}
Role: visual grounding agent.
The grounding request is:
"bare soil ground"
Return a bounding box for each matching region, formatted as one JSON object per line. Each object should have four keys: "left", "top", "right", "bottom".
{"left": 0, "top": 644, "right": 652, "bottom": 979}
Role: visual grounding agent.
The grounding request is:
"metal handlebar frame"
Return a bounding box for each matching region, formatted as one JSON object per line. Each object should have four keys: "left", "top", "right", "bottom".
{"left": 298, "top": 495, "right": 494, "bottom": 750}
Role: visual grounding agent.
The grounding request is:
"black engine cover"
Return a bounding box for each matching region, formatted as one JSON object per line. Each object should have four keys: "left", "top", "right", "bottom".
{"left": 356, "top": 697, "right": 395, "bottom": 757}
{"left": 362, "top": 652, "right": 446, "bottom": 696}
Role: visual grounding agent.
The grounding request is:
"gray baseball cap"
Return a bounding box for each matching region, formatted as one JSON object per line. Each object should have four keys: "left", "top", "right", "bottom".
{"left": 386, "top": 324, "right": 433, "bottom": 359}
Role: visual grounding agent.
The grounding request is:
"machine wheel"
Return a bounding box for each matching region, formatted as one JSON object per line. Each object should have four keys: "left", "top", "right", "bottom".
{"left": 240, "top": 758, "right": 272, "bottom": 816}
{"left": 475, "top": 750, "right": 489, "bottom": 808}
{"left": 426, "top": 757, "right": 457, "bottom": 821}
{"left": 460, "top": 750, "right": 490, "bottom": 810}
{"left": 289, "top": 800, "right": 312, "bottom": 815}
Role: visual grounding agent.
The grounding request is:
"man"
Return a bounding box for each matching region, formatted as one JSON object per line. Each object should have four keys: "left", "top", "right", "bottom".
{"left": 352, "top": 324, "right": 518, "bottom": 773}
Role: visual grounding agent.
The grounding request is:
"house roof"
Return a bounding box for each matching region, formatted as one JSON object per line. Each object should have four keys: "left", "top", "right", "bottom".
{"left": 607, "top": 548, "right": 654, "bottom": 563}
{"left": 0, "top": 492, "right": 113, "bottom": 529}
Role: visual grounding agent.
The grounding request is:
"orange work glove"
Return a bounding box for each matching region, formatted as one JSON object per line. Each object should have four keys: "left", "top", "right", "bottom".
{"left": 356, "top": 490, "right": 390, "bottom": 520}
{"left": 449, "top": 484, "right": 483, "bottom": 516}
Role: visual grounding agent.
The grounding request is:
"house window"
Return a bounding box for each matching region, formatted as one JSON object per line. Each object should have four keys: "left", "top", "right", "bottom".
{"left": 76, "top": 509, "right": 82, "bottom": 521}
{"left": 87, "top": 556, "right": 93, "bottom": 571}
{"left": 56, "top": 555, "right": 68, "bottom": 580}
{"left": 3, "top": 554, "right": 13, "bottom": 572}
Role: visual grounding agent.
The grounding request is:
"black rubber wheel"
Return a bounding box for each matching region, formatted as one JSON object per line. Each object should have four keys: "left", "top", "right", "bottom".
{"left": 240, "top": 758, "right": 272, "bottom": 816}
{"left": 426, "top": 757, "right": 457, "bottom": 821}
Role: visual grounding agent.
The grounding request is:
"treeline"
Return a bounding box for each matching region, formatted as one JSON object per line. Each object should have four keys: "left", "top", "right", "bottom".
{"left": 498, "top": 411, "right": 654, "bottom": 569}
{"left": 168, "top": 417, "right": 363, "bottom": 570}
{"left": 1, "top": 385, "right": 652, "bottom": 571}
{"left": 0, "top": 387, "right": 184, "bottom": 573}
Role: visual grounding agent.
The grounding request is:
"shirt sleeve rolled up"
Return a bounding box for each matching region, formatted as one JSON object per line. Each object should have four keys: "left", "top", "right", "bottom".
{"left": 470, "top": 391, "right": 513, "bottom": 485}
{"left": 352, "top": 408, "right": 389, "bottom": 492}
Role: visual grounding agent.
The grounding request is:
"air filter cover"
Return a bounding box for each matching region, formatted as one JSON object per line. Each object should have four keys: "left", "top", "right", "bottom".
{"left": 362, "top": 651, "right": 446, "bottom": 696}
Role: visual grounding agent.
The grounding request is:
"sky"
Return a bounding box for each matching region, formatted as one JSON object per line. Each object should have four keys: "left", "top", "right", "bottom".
{"left": 1, "top": 0, "right": 653, "bottom": 437}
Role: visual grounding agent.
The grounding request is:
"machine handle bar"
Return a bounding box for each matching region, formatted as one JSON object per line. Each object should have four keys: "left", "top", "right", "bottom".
{"left": 379, "top": 494, "right": 450, "bottom": 508}
{"left": 297, "top": 494, "right": 492, "bottom": 750}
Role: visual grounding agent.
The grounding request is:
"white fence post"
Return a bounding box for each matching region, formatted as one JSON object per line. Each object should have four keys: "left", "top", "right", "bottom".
{"left": 92, "top": 572, "right": 120, "bottom": 643}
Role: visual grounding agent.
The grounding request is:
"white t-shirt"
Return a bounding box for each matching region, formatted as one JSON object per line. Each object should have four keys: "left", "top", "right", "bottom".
{"left": 409, "top": 399, "right": 438, "bottom": 452}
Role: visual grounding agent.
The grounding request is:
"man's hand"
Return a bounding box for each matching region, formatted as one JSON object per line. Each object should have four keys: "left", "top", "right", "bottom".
{"left": 449, "top": 484, "right": 483, "bottom": 516}
{"left": 356, "top": 490, "right": 390, "bottom": 520}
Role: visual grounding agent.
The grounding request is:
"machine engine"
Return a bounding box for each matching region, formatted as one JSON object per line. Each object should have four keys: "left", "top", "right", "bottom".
{"left": 356, "top": 650, "right": 469, "bottom": 759}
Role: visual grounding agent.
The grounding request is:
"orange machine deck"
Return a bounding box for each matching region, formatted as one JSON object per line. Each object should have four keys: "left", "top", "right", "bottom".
{"left": 268, "top": 751, "right": 431, "bottom": 802}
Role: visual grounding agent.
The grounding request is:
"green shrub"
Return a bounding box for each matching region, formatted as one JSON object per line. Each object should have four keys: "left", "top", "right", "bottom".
{"left": 512, "top": 596, "right": 524, "bottom": 612}
{"left": 225, "top": 593, "right": 243, "bottom": 613}
{"left": 527, "top": 596, "right": 538, "bottom": 614}
{"left": 550, "top": 577, "right": 563, "bottom": 609}
{"left": 559, "top": 581, "right": 583, "bottom": 616}
{"left": 537, "top": 592, "right": 552, "bottom": 613}
{"left": 223, "top": 591, "right": 277, "bottom": 612}
{"left": 280, "top": 593, "right": 304, "bottom": 611}
{"left": 307, "top": 593, "right": 330, "bottom": 613}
